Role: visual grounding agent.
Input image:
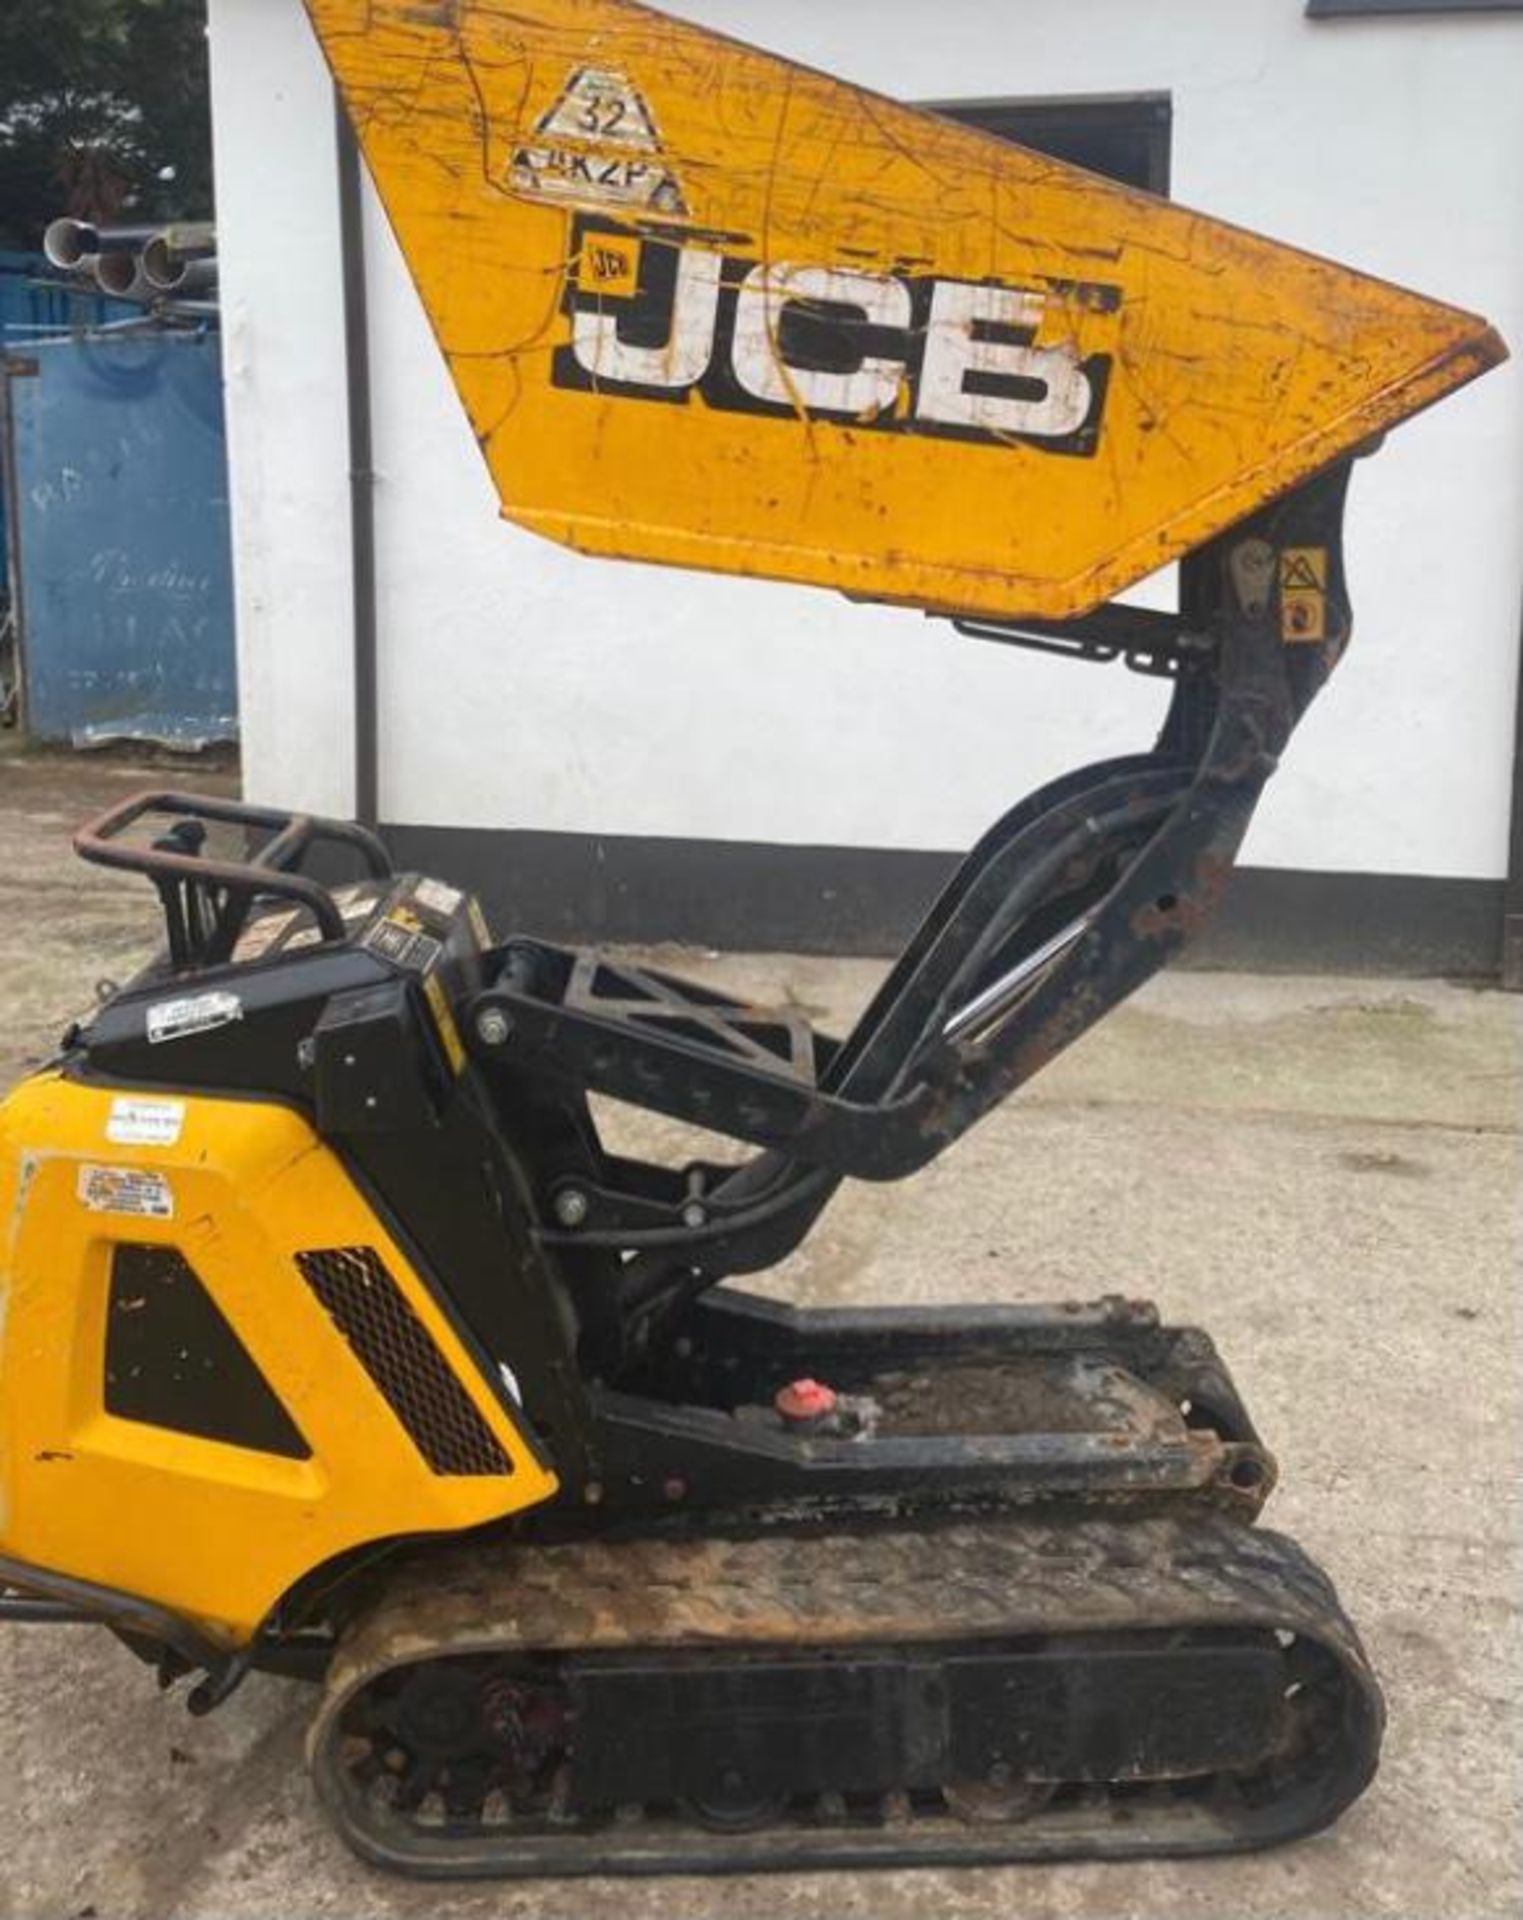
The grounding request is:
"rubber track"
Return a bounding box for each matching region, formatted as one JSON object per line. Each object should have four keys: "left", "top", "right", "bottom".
{"left": 308, "top": 1512, "right": 1383, "bottom": 1877}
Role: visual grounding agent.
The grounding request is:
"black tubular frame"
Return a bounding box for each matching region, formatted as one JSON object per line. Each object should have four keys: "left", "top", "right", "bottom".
{"left": 74, "top": 790, "right": 393, "bottom": 970}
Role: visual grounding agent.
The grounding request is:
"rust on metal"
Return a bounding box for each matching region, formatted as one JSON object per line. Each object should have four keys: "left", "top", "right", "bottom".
{"left": 318, "top": 1510, "right": 1365, "bottom": 1708}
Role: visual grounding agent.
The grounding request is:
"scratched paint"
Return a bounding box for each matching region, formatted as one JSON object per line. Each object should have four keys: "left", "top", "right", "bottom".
{"left": 304, "top": 0, "right": 1505, "bottom": 621}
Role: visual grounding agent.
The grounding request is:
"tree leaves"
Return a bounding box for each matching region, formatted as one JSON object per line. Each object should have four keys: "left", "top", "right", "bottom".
{"left": 0, "top": 0, "right": 212, "bottom": 247}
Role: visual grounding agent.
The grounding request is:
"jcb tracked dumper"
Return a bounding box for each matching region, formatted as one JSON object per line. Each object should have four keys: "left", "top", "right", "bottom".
{"left": 0, "top": 0, "right": 1506, "bottom": 1880}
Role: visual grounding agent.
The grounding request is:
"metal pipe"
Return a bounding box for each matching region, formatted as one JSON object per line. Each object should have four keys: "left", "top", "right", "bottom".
{"left": 43, "top": 220, "right": 158, "bottom": 267}
{"left": 943, "top": 917, "right": 1091, "bottom": 1043}
{"left": 141, "top": 248, "right": 219, "bottom": 297}
{"left": 0, "top": 1592, "right": 95, "bottom": 1624}
{"left": 140, "top": 236, "right": 186, "bottom": 288}
{"left": 42, "top": 217, "right": 92, "bottom": 269}
{"left": 92, "top": 251, "right": 154, "bottom": 301}
{"left": 141, "top": 231, "right": 218, "bottom": 292}
{"left": 334, "top": 87, "right": 380, "bottom": 831}
{"left": 147, "top": 220, "right": 215, "bottom": 260}
{"left": 0, "top": 1551, "right": 230, "bottom": 1676}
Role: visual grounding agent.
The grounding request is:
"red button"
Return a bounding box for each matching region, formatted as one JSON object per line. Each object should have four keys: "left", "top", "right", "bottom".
{"left": 775, "top": 1377, "right": 838, "bottom": 1422}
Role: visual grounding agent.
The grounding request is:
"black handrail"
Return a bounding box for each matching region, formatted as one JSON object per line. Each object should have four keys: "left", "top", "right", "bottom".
{"left": 73, "top": 790, "right": 393, "bottom": 969}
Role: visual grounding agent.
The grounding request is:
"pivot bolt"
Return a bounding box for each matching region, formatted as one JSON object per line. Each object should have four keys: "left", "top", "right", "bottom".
{"left": 681, "top": 1169, "right": 707, "bottom": 1230}
{"left": 475, "top": 1005, "right": 513, "bottom": 1048}
{"left": 554, "top": 1187, "right": 590, "bottom": 1229}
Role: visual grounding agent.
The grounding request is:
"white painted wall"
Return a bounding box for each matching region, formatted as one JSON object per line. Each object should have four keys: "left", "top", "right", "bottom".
{"left": 208, "top": 0, "right": 1523, "bottom": 881}
{"left": 208, "top": 0, "right": 355, "bottom": 815}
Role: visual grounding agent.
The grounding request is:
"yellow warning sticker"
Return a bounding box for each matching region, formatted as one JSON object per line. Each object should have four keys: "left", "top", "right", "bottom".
{"left": 1280, "top": 547, "right": 1328, "bottom": 644}
{"left": 1281, "top": 548, "right": 1328, "bottom": 591}
{"left": 1282, "top": 592, "right": 1326, "bottom": 643}
{"left": 424, "top": 970, "right": 467, "bottom": 1077}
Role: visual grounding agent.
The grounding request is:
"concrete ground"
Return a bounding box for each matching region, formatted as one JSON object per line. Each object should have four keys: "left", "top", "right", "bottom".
{"left": 0, "top": 748, "right": 1518, "bottom": 1920}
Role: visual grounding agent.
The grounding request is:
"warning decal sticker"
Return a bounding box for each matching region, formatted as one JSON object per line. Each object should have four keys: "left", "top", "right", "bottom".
{"left": 106, "top": 1097, "right": 186, "bottom": 1147}
{"left": 78, "top": 1163, "right": 175, "bottom": 1220}
{"left": 146, "top": 990, "right": 243, "bottom": 1045}
{"left": 1280, "top": 546, "right": 1329, "bottom": 644}
{"left": 510, "top": 66, "right": 687, "bottom": 215}
{"left": 1281, "top": 549, "right": 1327, "bottom": 591}
{"left": 413, "top": 877, "right": 463, "bottom": 920}
{"left": 363, "top": 915, "right": 443, "bottom": 973}
{"left": 333, "top": 883, "right": 385, "bottom": 923}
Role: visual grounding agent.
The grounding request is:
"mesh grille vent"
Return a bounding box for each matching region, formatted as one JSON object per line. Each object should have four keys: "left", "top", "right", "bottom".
{"left": 295, "top": 1246, "right": 511, "bottom": 1476}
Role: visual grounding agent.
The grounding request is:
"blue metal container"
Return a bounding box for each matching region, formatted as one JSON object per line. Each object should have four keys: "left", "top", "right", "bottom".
{"left": 1, "top": 250, "right": 139, "bottom": 600}
{"left": 2, "top": 327, "right": 238, "bottom": 746}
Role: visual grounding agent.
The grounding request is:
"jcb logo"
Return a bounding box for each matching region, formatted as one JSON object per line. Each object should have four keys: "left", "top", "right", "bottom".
{"left": 553, "top": 217, "right": 1115, "bottom": 456}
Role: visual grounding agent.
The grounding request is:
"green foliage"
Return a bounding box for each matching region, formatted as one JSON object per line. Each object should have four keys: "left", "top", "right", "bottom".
{"left": 0, "top": 0, "right": 212, "bottom": 249}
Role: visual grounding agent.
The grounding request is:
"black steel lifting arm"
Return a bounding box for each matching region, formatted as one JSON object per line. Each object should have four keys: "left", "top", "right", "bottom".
{"left": 464, "top": 462, "right": 1354, "bottom": 1199}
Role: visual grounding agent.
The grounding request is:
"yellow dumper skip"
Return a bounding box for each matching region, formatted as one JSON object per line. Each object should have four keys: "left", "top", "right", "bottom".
{"left": 304, "top": 0, "right": 1504, "bottom": 621}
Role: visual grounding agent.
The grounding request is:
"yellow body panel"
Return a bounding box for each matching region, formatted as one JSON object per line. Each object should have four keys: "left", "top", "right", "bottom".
{"left": 306, "top": 0, "right": 1503, "bottom": 620}
{"left": 0, "top": 1075, "right": 556, "bottom": 1646}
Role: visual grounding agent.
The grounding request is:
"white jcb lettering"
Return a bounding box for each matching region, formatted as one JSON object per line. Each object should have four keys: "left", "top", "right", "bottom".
{"left": 558, "top": 224, "right": 1110, "bottom": 447}
{"left": 572, "top": 245, "right": 722, "bottom": 387}
{"left": 731, "top": 263, "right": 912, "bottom": 417}
{"left": 918, "top": 281, "right": 1093, "bottom": 439}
